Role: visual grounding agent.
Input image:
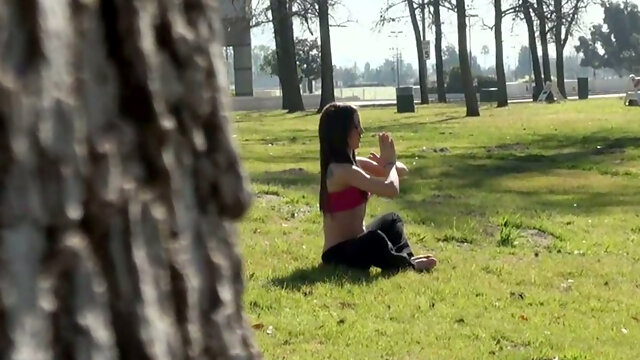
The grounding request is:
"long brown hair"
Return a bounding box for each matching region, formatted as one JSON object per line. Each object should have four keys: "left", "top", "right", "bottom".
{"left": 318, "top": 103, "right": 358, "bottom": 212}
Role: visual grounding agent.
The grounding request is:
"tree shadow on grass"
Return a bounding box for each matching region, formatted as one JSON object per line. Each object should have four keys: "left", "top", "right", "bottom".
{"left": 269, "top": 264, "right": 401, "bottom": 291}
{"left": 250, "top": 168, "right": 318, "bottom": 190}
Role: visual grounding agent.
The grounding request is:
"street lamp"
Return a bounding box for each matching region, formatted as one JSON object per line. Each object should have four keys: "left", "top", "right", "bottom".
{"left": 467, "top": 12, "right": 478, "bottom": 73}
{"left": 389, "top": 30, "right": 404, "bottom": 88}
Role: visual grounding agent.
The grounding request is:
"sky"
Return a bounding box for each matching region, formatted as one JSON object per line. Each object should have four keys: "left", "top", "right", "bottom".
{"left": 249, "top": 0, "right": 632, "bottom": 70}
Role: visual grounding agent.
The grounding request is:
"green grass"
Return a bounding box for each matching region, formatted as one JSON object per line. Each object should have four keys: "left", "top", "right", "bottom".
{"left": 233, "top": 99, "right": 640, "bottom": 359}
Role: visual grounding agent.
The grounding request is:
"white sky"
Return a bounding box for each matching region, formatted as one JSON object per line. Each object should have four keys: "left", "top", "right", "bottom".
{"left": 250, "top": 0, "right": 634, "bottom": 69}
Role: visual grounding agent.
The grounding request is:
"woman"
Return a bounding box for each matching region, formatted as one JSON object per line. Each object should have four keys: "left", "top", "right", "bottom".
{"left": 318, "top": 103, "right": 437, "bottom": 272}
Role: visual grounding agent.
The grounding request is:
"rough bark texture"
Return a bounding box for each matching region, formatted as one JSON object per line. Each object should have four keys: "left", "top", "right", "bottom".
{"left": 0, "top": 0, "right": 261, "bottom": 359}
{"left": 455, "top": 0, "right": 480, "bottom": 117}
{"left": 317, "top": 0, "right": 335, "bottom": 113}
{"left": 270, "top": 0, "right": 305, "bottom": 112}
{"left": 523, "top": 0, "right": 544, "bottom": 99}
{"left": 494, "top": 0, "right": 508, "bottom": 107}
{"left": 408, "top": 0, "right": 429, "bottom": 104}
{"left": 433, "top": 0, "right": 447, "bottom": 103}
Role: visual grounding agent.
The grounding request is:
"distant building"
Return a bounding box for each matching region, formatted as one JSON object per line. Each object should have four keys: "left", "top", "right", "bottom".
{"left": 221, "top": 0, "right": 253, "bottom": 96}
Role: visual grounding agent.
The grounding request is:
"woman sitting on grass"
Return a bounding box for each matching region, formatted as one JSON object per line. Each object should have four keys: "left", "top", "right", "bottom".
{"left": 318, "top": 103, "right": 437, "bottom": 272}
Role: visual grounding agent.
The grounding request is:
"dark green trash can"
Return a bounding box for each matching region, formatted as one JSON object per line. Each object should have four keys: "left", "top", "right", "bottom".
{"left": 577, "top": 77, "right": 589, "bottom": 99}
{"left": 479, "top": 88, "right": 499, "bottom": 102}
{"left": 396, "top": 86, "right": 415, "bottom": 113}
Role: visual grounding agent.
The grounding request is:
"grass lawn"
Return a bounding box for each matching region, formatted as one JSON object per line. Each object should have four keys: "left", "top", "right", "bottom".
{"left": 232, "top": 99, "right": 640, "bottom": 359}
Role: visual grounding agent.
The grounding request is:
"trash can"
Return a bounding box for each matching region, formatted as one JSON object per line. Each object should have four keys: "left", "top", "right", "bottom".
{"left": 479, "top": 88, "right": 499, "bottom": 102}
{"left": 577, "top": 77, "right": 589, "bottom": 99}
{"left": 396, "top": 86, "right": 415, "bottom": 113}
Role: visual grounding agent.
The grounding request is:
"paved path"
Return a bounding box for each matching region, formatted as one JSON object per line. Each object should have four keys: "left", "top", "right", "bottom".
{"left": 347, "top": 92, "right": 627, "bottom": 108}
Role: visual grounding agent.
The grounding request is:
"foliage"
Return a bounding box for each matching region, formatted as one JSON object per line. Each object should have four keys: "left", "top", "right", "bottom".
{"left": 575, "top": 0, "right": 640, "bottom": 74}
{"left": 260, "top": 38, "right": 321, "bottom": 82}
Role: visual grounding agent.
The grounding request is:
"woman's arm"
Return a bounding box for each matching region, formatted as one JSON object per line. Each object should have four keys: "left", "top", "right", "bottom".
{"left": 357, "top": 154, "right": 409, "bottom": 178}
{"left": 333, "top": 163, "right": 400, "bottom": 198}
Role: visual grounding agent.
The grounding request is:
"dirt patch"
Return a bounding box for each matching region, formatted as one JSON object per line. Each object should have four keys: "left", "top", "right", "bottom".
{"left": 485, "top": 143, "right": 529, "bottom": 153}
{"left": 429, "top": 192, "right": 456, "bottom": 203}
{"left": 521, "top": 228, "right": 556, "bottom": 247}
{"left": 484, "top": 225, "right": 556, "bottom": 247}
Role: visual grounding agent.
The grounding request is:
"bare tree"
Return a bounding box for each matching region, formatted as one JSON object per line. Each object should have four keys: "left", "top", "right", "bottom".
{"left": 521, "top": 0, "right": 544, "bottom": 98}
{"left": 551, "top": 0, "right": 590, "bottom": 97}
{"left": 318, "top": 0, "right": 336, "bottom": 112}
{"left": 455, "top": 0, "right": 480, "bottom": 116}
{"left": 535, "top": 0, "right": 552, "bottom": 84}
{"left": 432, "top": 0, "right": 447, "bottom": 102}
{"left": 271, "top": 0, "right": 306, "bottom": 112}
{"left": 0, "top": 0, "right": 260, "bottom": 358}
{"left": 494, "top": 0, "right": 509, "bottom": 107}
{"left": 408, "top": 0, "right": 430, "bottom": 104}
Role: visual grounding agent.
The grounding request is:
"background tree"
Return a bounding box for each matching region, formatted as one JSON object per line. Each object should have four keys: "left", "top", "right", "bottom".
{"left": 492, "top": 0, "right": 509, "bottom": 107}
{"left": 432, "top": 0, "right": 448, "bottom": 102}
{"left": 514, "top": 45, "right": 532, "bottom": 79}
{"left": 455, "top": 0, "right": 480, "bottom": 116}
{"left": 270, "top": 0, "right": 305, "bottom": 112}
{"left": 407, "top": 0, "right": 430, "bottom": 104}
{"left": 575, "top": 0, "right": 640, "bottom": 75}
{"left": 0, "top": 0, "right": 260, "bottom": 358}
{"left": 260, "top": 39, "right": 321, "bottom": 93}
{"left": 318, "top": 0, "right": 336, "bottom": 111}
{"left": 520, "top": 0, "right": 544, "bottom": 97}
{"left": 295, "top": 39, "right": 322, "bottom": 93}
{"left": 551, "top": 0, "right": 590, "bottom": 97}
{"left": 534, "top": 0, "right": 552, "bottom": 84}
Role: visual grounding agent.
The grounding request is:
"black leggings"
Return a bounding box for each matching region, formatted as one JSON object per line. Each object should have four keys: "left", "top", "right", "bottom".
{"left": 321, "top": 212, "right": 416, "bottom": 271}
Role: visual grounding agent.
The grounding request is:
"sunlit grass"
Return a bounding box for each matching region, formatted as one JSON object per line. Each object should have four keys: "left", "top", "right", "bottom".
{"left": 234, "top": 99, "right": 640, "bottom": 359}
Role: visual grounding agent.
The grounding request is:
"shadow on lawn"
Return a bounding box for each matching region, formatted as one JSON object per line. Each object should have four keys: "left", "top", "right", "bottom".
{"left": 250, "top": 168, "right": 318, "bottom": 190}
{"left": 269, "top": 264, "right": 401, "bottom": 291}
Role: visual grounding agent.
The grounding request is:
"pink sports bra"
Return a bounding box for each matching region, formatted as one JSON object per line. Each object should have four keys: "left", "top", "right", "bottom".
{"left": 324, "top": 186, "right": 369, "bottom": 213}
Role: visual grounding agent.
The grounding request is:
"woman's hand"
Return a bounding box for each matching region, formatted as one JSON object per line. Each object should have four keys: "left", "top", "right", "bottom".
{"left": 367, "top": 151, "right": 384, "bottom": 166}
{"left": 378, "top": 132, "right": 397, "bottom": 165}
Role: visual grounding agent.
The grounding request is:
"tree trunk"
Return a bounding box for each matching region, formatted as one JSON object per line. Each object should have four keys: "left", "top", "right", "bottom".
{"left": 317, "top": 0, "right": 335, "bottom": 113}
{"left": 554, "top": 0, "right": 567, "bottom": 97}
{"left": 307, "top": 78, "right": 313, "bottom": 93}
{"left": 407, "top": 0, "right": 429, "bottom": 104}
{"left": 433, "top": 0, "right": 447, "bottom": 103}
{"left": 523, "top": 0, "right": 544, "bottom": 98}
{"left": 0, "top": 1, "right": 261, "bottom": 359}
{"left": 494, "top": 0, "right": 509, "bottom": 107}
{"left": 535, "top": 0, "right": 552, "bottom": 84}
{"left": 455, "top": 0, "right": 480, "bottom": 116}
{"left": 270, "top": 0, "right": 305, "bottom": 112}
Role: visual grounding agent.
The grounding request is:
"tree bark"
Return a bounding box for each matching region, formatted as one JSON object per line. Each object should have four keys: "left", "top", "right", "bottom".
{"left": 317, "top": 0, "right": 335, "bottom": 113}
{"left": 0, "top": 1, "right": 261, "bottom": 359}
{"left": 455, "top": 0, "right": 480, "bottom": 116}
{"left": 408, "top": 0, "right": 429, "bottom": 104}
{"left": 494, "top": 0, "right": 509, "bottom": 107}
{"left": 554, "top": 0, "right": 567, "bottom": 97}
{"left": 523, "top": 0, "right": 544, "bottom": 99}
{"left": 535, "top": 0, "right": 552, "bottom": 84}
{"left": 433, "top": 0, "right": 447, "bottom": 103}
{"left": 270, "top": 0, "right": 305, "bottom": 112}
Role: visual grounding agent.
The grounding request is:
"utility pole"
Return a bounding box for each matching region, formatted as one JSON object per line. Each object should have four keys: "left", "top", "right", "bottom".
{"left": 390, "top": 30, "right": 403, "bottom": 88}
{"left": 421, "top": 0, "right": 429, "bottom": 102}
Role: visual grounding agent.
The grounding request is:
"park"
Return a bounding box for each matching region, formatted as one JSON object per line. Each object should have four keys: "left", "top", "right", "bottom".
{"left": 236, "top": 98, "right": 640, "bottom": 359}
{"left": 0, "top": 0, "right": 639, "bottom": 359}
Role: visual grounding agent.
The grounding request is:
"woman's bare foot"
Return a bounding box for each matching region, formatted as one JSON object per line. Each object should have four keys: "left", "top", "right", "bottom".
{"left": 413, "top": 257, "right": 437, "bottom": 272}
{"left": 412, "top": 254, "right": 434, "bottom": 261}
